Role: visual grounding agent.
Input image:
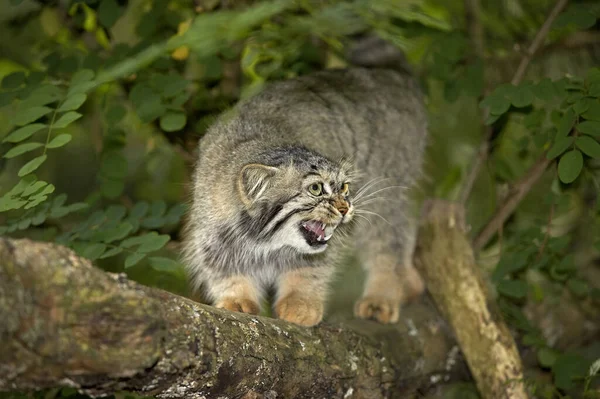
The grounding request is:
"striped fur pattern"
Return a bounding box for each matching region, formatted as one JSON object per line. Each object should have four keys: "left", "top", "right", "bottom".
{"left": 183, "top": 38, "right": 428, "bottom": 326}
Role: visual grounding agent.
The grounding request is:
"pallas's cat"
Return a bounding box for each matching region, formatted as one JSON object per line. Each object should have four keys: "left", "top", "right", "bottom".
{"left": 183, "top": 37, "right": 427, "bottom": 326}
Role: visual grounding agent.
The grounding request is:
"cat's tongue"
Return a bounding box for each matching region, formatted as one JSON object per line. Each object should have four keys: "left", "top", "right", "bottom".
{"left": 303, "top": 220, "right": 325, "bottom": 238}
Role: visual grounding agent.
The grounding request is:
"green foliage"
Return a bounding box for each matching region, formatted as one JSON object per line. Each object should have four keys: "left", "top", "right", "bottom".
{"left": 1, "top": 0, "right": 600, "bottom": 398}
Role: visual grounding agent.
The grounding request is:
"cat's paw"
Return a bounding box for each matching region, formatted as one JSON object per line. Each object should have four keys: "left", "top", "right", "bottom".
{"left": 275, "top": 293, "right": 324, "bottom": 327}
{"left": 354, "top": 295, "right": 400, "bottom": 324}
{"left": 215, "top": 297, "right": 260, "bottom": 315}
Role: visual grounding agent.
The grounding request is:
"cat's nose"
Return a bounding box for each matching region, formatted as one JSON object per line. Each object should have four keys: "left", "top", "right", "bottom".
{"left": 332, "top": 199, "right": 349, "bottom": 216}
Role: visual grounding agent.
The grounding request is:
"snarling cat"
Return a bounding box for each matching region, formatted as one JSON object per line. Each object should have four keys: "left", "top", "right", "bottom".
{"left": 183, "top": 36, "right": 427, "bottom": 326}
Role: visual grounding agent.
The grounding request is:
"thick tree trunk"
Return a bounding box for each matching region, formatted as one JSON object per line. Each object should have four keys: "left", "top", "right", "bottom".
{"left": 0, "top": 237, "right": 467, "bottom": 399}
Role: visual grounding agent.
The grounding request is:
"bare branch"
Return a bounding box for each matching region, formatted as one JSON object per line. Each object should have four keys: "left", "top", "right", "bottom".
{"left": 473, "top": 154, "right": 551, "bottom": 251}
{"left": 511, "top": 0, "right": 569, "bottom": 86}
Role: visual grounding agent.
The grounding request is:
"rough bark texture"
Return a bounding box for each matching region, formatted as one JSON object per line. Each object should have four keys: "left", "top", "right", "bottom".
{"left": 414, "top": 199, "right": 529, "bottom": 399}
{"left": 0, "top": 237, "right": 468, "bottom": 399}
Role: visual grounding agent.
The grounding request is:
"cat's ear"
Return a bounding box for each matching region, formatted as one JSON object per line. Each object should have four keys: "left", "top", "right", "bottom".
{"left": 237, "top": 163, "right": 279, "bottom": 206}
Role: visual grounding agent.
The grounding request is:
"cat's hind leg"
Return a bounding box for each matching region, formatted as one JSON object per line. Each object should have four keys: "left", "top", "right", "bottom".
{"left": 353, "top": 210, "right": 424, "bottom": 324}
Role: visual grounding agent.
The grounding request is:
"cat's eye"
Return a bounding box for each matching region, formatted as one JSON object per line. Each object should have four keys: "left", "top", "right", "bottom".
{"left": 341, "top": 183, "right": 349, "bottom": 195}
{"left": 308, "top": 183, "right": 323, "bottom": 196}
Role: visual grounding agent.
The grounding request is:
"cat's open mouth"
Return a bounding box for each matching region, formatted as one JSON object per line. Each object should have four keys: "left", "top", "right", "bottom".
{"left": 300, "top": 220, "right": 335, "bottom": 246}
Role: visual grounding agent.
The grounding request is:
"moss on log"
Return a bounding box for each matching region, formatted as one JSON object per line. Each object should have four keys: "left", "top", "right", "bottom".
{"left": 0, "top": 237, "right": 466, "bottom": 399}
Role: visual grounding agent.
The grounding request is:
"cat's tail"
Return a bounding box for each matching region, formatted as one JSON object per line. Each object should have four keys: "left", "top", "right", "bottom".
{"left": 345, "top": 34, "right": 413, "bottom": 76}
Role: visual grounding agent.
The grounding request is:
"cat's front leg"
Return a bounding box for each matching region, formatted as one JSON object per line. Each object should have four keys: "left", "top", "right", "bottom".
{"left": 210, "top": 275, "right": 262, "bottom": 315}
{"left": 274, "top": 266, "right": 333, "bottom": 327}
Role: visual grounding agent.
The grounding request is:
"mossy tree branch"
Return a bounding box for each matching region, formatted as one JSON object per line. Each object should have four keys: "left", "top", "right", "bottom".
{"left": 415, "top": 200, "right": 529, "bottom": 399}
{"left": 0, "top": 237, "right": 468, "bottom": 399}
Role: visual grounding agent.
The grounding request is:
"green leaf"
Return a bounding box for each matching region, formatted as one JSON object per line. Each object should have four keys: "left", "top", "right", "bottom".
{"left": 497, "top": 279, "right": 528, "bottom": 299}
{"left": 68, "top": 81, "right": 96, "bottom": 96}
{"left": 78, "top": 242, "right": 107, "bottom": 261}
{"left": 150, "top": 200, "right": 167, "bottom": 217}
{"left": 93, "top": 222, "right": 133, "bottom": 243}
{"left": 555, "top": 108, "right": 576, "bottom": 139}
{"left": 53, "top": 112, "right": 82, "bottom": 128}
{"left": 492, "top": 254, "right": 529, "bottom": 281}
{"left": 105, "top": 204, "right": 127, "bottom": 221}
{"left": 57, "top": 93, "right": 87, "bottom": 112}
{"left": 558, "top": 150, "right": 583, "bottom": 184}
{"left": 71, "top": 69, "right": 95, "bottom": 85}
{"left": 576, "top": 136, "right": 600, "bottom": 158}
{"left": 149, "top": 256, "right": 181, "bottom": 271}
{"left": 30, "top": 183, "right": 55, "bottom": 199}
{"left": 13, "top": 106, "right": 53, "bottom": 126}
{"left": 554, "top": 7, "right": 596, "bottom": 30}
{"left": 537, "top": 348, "right": 559, "bottom": 368}
{"left": 18, "top": 155, "right": 47, "bottom": 177}
{"left": 125, "top": 253, "right": 145, "bottom": 268}
{"left": 165, "top": 203, "right": 187, "bottom": 225}
{"left": 484, "top": 113, "right": 502, "bottom": 125}
{"left": 3, "top": 124, "right": 47, "bottom": 143}
{"left": 6, "top": 175, "right": 37, "bottom": 196}
{"left": 589, "top": 83, "right": 600, "bottom": 98}
{"left": 490, "top": 98, "right": 510, "bottom": 115}
{"left": 531, "top": 78, "right": 555, "bottom": 101}
{"left": 138, "top": 234, "right": 170, "bottom": 253}
{"left": 99, "top": 246, "right": 124, "bottom": 259}
{"left": 1, "top": 71, "right": 26, "bottom": 89}
{"left": 21, "top": 85, "right": 63, "bottom": 108}
{"left": 578, "top": 120, "right": 600, "bottom": 136}
{"left": 573, "top": 98, "right": 590, "bottom": 114}
{"left": 552, "top": 353, "right": 589, "bottom": 391}
{"left": 160, "top": 112, "right": 187, "bottom": 132}
{"left": 120, "top": 235, "right": 147, "bottom": 248}
{"left": 98, "top": 0, "right": 122, "bottom": 28}
{"left": 129, "top": 201, "right": 149, "bottom": 219}
{"left": 4, "top": 142, "right": 44, "bottom": 158}
{"left": 46, "top": 134, "right": 72, "bottom": 149}
{"left": 546, "top": 136, "right": 574, "bottom": 160}
{"left": 23, "top": 180, "right": 48, "bottom": 196}
{"left": 509, "top": 85, "right": 534, "bottom": 108}
{"left": 136, "top": 97, "right": 166, "bottom": 123}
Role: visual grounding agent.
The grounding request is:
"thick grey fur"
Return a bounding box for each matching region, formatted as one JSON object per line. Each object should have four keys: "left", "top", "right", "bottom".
{"left": 182, "top": 35, "right": 427, "bottom": 324}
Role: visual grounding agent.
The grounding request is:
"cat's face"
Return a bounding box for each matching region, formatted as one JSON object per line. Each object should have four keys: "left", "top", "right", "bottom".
{"left": 238, "top": 158, "right": 355, "bottom": 254}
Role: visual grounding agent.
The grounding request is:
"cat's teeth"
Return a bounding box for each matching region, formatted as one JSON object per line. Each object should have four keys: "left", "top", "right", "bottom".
{"left": 324, "top": 233, "right": 332, "bottom": 241}
{"left": 321, "top": 222, "right": 326, "bottom": 230}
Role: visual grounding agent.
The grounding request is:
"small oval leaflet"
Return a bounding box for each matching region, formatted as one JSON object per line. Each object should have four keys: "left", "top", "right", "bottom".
{"left": 4, "top": 142, "right": 44, "bottom": 159}
{"left": 47, "top": 134, "right": 73, "bottom": 149}
{"left": 558, "top": 149, "right": 583, "bottom": 184}
{"left": 53, "top": 111, "right": 82, "bottom": 129}
{"left": 160, "top": 112, "right": 187, "bottom": 132}
{"left": 575, "top": 136, "right": 600, "bottom": 159}
{"left": 13, "top": 106, "right": 53, "bottom": 126}
{"left": 546, "top": 136, "right": 574, "bottom": 160}
{"left": 18, "top": 155, "right": 48, "bottom": 177}
{"left": 58, "top": 93, "right": 87, "bottom": 112}
{"left": 3, "top": 124, "right": 47, "bottom": 143}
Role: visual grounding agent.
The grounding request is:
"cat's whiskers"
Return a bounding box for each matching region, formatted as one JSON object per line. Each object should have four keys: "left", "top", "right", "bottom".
{"left": 354, "top": 209, "right": 392, "bottom": 226}
{"left": 352, "top": 177, "right": 391, "bottom": 202}
{"left": 352, "top": 213, "right": 373, "bottom": 227}
{"left": 353, "top": 185, "right": 408, "bottom": 205}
